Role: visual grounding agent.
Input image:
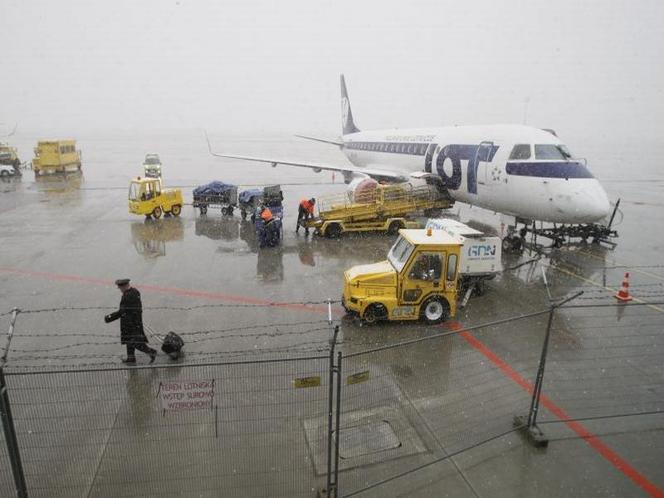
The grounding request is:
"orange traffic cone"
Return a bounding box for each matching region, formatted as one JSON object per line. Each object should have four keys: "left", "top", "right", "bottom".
{"left": 615, "top": 272, "right": 633, "bottom": 302}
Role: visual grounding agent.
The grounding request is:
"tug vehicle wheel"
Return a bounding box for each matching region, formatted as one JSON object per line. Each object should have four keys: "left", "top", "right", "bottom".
{"left": 362, "top": 303, "right": 386, "bottom": 325}
{"left": 420, "top": 297, "right": 449, "bottom": 324}
{"left": 325, "top": 223, "right": 342, "bottom": 238}
{"left": 387, "top": 220, "right": 403, "bottom": 235}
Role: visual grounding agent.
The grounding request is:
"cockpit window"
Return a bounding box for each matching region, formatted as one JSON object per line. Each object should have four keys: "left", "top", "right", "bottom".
{"left": 558, "top": 144, "right": 573, "bottom": 159}
{"left": 509, "top": 144, "right": 531, "bottom": 160}
{"left": 535, "top": 144, "right": 573, "bottom": 160}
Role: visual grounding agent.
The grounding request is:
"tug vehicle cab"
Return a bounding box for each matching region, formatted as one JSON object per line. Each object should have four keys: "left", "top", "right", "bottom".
{"left": 128, "top": 177, "right": 183, "bottom": 219}
{"left": 342, "top": 229, "right": 462, "bottom": 324}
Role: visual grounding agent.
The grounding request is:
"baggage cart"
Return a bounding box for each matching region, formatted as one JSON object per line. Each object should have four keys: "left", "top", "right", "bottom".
{"left": 193, "top": 181, "right": 238, "bottom": 216}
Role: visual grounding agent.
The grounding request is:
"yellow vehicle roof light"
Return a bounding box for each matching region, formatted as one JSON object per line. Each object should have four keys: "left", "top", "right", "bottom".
{"left": 426, "top": 227, "right": 432, "bottom": 236}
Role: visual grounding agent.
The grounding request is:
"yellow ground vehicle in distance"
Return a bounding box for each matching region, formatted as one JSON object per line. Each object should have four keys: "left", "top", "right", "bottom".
{"left": 342, "top": 228, "right": 462, "bottom": 324}
{"left": 32, "top": 140, "right": 82, "bottom": 175}
{"left": 0, "top": 143, "right": 21, "bottom": 168}
{"left": 128, "top": 177, "right": 183, "bottom": 219}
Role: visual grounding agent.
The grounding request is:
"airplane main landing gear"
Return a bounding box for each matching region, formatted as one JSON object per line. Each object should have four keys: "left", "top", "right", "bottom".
{"left": 502, "top": 200, "right": 621, "bottom": 253}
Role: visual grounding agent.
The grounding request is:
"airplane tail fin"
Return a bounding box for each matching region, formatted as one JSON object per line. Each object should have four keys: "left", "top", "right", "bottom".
{"left": 340, "top": 74, "right": 360, "bottom": 135}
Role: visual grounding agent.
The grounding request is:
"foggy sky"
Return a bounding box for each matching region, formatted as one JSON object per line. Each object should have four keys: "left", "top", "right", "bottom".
{"left": 2, "top": 0, "right": 663, "bottom": 142}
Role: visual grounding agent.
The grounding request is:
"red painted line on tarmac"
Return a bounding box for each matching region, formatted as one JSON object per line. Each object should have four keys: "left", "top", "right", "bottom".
{"left": 0, "top": 267, "right": 332, "bottom": 314}
{"left": 449, "top": 322, "right": 664, "bottom": 498}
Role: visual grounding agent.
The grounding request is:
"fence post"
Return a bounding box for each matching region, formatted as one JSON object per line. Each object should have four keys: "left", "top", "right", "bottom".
{"left": 514, "top": 291, "right": 582, "bottom": 448}
{"left": 1, "top": 307, "right": 27, "bottom": 497}
{"left": 333, "top": 351, "right": 342, "bottom": 497}
{"left": 0, "top": 367, "right": 27, "bottom": 497}
{"left": 324, "top": 317, "right": 340, "bottom": 498}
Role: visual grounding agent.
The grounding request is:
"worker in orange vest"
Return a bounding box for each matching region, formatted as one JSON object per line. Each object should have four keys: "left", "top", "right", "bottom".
{"left": 260, "top": 206, "right": 274, "bottom": 224}
{"left": 296, "top": 198, "right": 316, "bottom": 235}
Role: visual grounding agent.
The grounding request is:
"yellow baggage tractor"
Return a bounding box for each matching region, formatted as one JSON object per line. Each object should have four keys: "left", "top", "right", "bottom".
{"left": 32, "top": 139, "right": 82, "bottom": 175}
{"left": 342, "top": 228, "right": 462, "bottom": 325}
{"left": 128, "top": 177, "right": 183, "bottom": 219}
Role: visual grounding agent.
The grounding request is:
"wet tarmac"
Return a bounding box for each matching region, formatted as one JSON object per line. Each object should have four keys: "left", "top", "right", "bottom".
{"left": 0, "top": 131, "right": 663, "bottom": 497}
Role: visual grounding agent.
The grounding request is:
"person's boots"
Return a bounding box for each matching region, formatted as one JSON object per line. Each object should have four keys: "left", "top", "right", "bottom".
{"left": 149, "top": 349, "right": 157, "bottom": 364}
{"left": 122, "top": 356, "right": 137, "bottom": 364}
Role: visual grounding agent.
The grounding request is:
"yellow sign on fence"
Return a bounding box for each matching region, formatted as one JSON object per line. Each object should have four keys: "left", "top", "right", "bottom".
{"left": 294, "top": 376, "right": 322, "bottom": 388}
{"left": 346, "top": 371, "right": 370, "bottom": 385}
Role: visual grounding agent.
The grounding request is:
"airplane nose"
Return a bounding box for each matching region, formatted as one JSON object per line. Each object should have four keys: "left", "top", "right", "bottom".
{"left": 582, "top": 181, "right": 611, "bottom": 222}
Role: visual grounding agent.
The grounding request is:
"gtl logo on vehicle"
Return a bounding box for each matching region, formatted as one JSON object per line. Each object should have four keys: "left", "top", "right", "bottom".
{"left": 468, "top": 245, "right": 497, "bottom": 257}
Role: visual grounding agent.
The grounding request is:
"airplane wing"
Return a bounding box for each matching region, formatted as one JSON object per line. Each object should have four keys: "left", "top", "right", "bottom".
{"left": 205, "top": 133, "right": 408, "bottom": 183}
{"left": 294, "top": 134, "right": 344, "bottom": 146}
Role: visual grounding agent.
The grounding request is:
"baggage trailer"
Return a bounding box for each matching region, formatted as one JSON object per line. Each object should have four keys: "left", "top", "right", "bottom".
{"left": 425, "top": 218, "right": 502, "bottom": 307}
{"left": 306, "top": 182, "right": 454, "bottom": 237}
{"left": 193, "top": 181, "right": 238, "bottom": 216}
{"left": 239, "top": 184, "right": 284, "bottom": 221}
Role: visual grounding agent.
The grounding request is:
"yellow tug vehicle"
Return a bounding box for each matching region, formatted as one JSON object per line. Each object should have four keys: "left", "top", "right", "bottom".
{"left": 128, "top": 177, "right": 183, "bottom": 219}
{"left": 343, "top": 228, "right": 462, "bottom": 325}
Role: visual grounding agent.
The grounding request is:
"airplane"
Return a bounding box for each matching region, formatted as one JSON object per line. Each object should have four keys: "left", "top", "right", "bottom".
{"left": 208, "top": 75, "right": 613, "bottom": 249}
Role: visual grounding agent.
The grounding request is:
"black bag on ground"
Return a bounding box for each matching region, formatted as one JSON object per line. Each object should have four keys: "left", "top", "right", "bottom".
{"left": 161, "top": 332, "right": 184, "bottom": 359}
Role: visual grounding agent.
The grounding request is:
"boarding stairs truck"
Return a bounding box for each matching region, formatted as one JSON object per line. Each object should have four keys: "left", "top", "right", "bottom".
{"left": 306, "top": 182, "right": 454, "bottom": 237}
{"left": 425, "top": 219, "right": 502, "bottom": 307}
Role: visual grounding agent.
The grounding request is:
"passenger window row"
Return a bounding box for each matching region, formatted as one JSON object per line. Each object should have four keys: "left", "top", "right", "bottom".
{"left": 346, "top": 142, "right": 428, "bottom": 155}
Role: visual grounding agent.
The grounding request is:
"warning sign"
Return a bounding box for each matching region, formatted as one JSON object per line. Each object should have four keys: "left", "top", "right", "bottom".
{"left": 158, "top": 379, "right": 215, "bottom": 411}
{"left": 294, "top": 376, "right": 321, "bottom": 388}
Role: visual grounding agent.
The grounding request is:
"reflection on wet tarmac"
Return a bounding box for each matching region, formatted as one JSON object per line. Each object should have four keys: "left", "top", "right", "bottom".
{"left": 0, "top": 175, "right": 22, "bottom": 192}
{"left": 33, "top": 171, "right": 84, "bottom": 192}
{"left": 195, "top": 216, "right": 241, "bottom": 241}
{"left": 125, "top": 369, "right": 158, "bottom": 428}
{"left": 257, "top": 247, "right": 284, "bottom": 282}
{"left": 131, "top": 217, "right": 184, "bottom": 258}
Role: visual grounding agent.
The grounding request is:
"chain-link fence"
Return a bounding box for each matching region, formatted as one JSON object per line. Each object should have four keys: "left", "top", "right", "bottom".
{"left": 1, "top": 301, "right": 663, "bottom": 497}
{"left": 336, "top": 312, "right": 548, "bottom": 497}
{"left": 538, "top": 302, "right": 664, "bottom": 424}
{"left": 1, "top": 357, "right": 330, "bottom": 498}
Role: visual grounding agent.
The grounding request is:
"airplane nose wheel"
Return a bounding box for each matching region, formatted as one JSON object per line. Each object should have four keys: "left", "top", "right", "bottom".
{"left": 502, "top": 225, "right": 524, "bottom": 253}
{"left": 502, "top": 235, "right": 523, "bottom": 253}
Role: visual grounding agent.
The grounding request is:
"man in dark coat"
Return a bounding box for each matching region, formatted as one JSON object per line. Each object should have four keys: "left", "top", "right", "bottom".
{"left": 105, "top": 279, "right": 157, "bottom": 364}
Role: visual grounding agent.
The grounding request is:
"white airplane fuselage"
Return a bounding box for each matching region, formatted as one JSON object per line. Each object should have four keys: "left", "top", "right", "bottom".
{"left": 341, "top": 124, "right": 610, "bottom": 224}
